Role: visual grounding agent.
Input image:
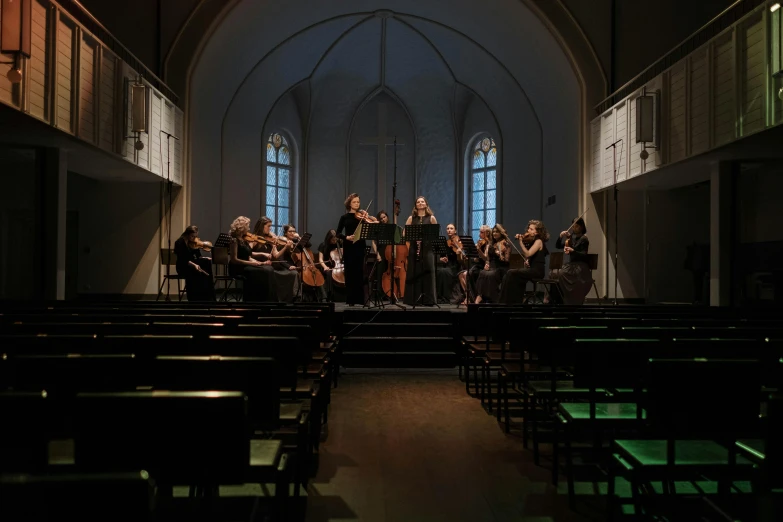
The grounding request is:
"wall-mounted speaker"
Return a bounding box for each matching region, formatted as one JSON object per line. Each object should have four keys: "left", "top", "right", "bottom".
{"left": 1, "top": 0, "right": 32, "bottom": 57}
{"left": 130, "top": 83, "right": 148, "bottom": 133}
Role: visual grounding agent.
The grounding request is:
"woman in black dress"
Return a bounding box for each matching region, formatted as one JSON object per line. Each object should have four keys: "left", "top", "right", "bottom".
{"left": 436, "top": 223, "right": 465, "bottom": 304}
{"left": 403, "top": 196, "right": 438, "bottom": 305}
{"left": 318, "top": 229, "right": 341, "bottom": 302}
{"left": 228, "top": 216, "right": 275, "bottom": 302}
{"left": 474, "top": 224, "right": 511, "bottom": 303}
{"left": 336, "top": 193, "right": 377, "bottom": 306}
{"left": 550, "top": 217, "right": 592, "bottom": 305}
{"left": 499, "top": 220, "right": 550, "bottom": 304}
{"left": 174, "top": 225, "right": 216, "bottom": 301}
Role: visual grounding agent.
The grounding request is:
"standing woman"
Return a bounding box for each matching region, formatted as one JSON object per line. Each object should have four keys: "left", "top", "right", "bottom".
{"left": 550, "top": 217, "right": 591, "bottom": 305}
{"left": 474, "top": 224, "right": 511, "bottom": 303}
{"left": 228, "top": 216, "right": 274, "bottom": 302}
{"left": 499, "top": 220, "right": 550, "bottom": 304}
{"left": 336, "top": 193, "right": 372, "bottom": 306}
{"left": 174, "top": 225, "right": 216, "bottom": 301}
{"left": 403, "top": 196, "right": 438, "bottom": 305}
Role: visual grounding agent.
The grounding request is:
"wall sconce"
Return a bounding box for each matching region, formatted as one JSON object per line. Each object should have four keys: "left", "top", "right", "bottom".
{"left": 124, "top": 76, "right": 148, "bottom": 150}
{"left": 636, "top": 87, "right": 661, "bottom": 160}
{"left": 0, "top": 0, "right": 32, "bottom": 83}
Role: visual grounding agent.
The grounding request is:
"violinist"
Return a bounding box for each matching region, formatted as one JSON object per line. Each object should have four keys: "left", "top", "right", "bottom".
{"left": 436, "top": 223, "right": 465, "bottom": 304}
{"left": 173, "top": 225, "right": 216, "bottom": 301}
{"left": 403, "top": 196, "right": 438, "bottom": 305}
{"left": 499, "top": 220, "right": 550, "bottom": 304}
{"left": 229, "top": 216, "right": 275, "bottom": 302}
{"left": 465, "top": 225, "right": 490, "bottom": 304}
{"left": 550, "top": 217, "right": 591, "bottom": 305}
{"left": 475, "top": 224, "right": 511, "bottom": 303}
{"left": 336, "top": 193, "right": 373, "bottom": 306}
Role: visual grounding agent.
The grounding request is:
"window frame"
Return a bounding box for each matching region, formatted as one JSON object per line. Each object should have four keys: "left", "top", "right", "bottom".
{"left": 264, "top": 133, "right": 293, "bottom": 236}
{"left": 468, "top": 136, "right": 498, "bottom": 242}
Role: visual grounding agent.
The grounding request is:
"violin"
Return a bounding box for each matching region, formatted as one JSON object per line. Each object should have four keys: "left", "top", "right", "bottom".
{"left": 188, "top": 238, "right": 213, "bottom": 252}
{"left": 243, "top": 232, "right": 268, "bottom": 245}
{"left": 263, "top": 233, "right": 290, "bottom": 248}
{"left": 446, "top": 235, "right": 466, "bottom": 263}
{"left": 355, "top": 209, "right": 379, "bottom": 223}
{"left": 515, "top": 232, "right": 538, "bottom": 247}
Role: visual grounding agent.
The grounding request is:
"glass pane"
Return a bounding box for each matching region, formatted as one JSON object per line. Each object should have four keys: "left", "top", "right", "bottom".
{"left": 266, "top": 143, "right": 276, "bottom": 163}
{"left": 471, "top": 211, "right": 483, "bottom": 229}
{"left": 472, "top": 150, "right": 485, "bottom": 169}
{"left": 266, "top": 166, "right": 276, "bottom": 186}
{"left": 279, "top": 146, "right": 291, "bottom": 166}
{"left": 266, "top": 206, "right": 276, "bottom": 219}
{"left": 472, "top": 172, "right": 484, "bottom": 192}
{"left": 486, "top": 210, "right": 496, "bottom": 228}
{"left": 486, "top": 170, "right": 496, "bottom": 190}
{"left": 279, "top": 169, "right": 290, "bottom": 188}
{"left": 277, "top": 207, "right": 289, "bottom": 228}
{"left": 487, "top": 148, "right": 497, "bottom": 167}
{"left": 266, "top": 187, "right": 276, "bottom": 205}
{"left": 472, "top": 191, "right": 485, "bottom": 211}
{"left": 471, "top": 229, "right": 481, "bottom": 243}
{"left": 278, "top": 188, "right": 289, "bottom": 207}
{"left": 280, "top": 135, "right": 288, "bottom": 148}
{"left": 486, "top": 190, "right": 496, "bottom": 209}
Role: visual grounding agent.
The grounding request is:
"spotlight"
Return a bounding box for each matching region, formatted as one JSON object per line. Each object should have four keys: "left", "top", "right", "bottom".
{"left": 772, "top": 3, "right": 780, "bottom": 12}
{"left": 6, "top": 68, "right": 22, "bottom": 84}
{"left": 640, "top": 149, "right": 649, "bottom": 161}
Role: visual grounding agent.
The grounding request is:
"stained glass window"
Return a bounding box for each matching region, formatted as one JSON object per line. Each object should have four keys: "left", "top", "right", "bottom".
{"left": 470, "top": 137, "right": 498, "bottom": 242}
{"left": 265, "top": 133, "right": 292, "bottom": 235}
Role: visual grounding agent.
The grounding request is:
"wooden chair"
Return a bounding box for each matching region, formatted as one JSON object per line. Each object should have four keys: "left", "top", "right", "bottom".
{"left": 156, "top": 249, "right": 186, "bottom": 302}
{"left": 211, "top": 246, "right": 240, "bottom": 302}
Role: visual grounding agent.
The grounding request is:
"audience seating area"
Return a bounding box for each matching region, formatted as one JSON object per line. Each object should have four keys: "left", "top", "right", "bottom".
{"left": 0, "top": 301, "right": 338, "bottom": 522}
{"left": 461, "top": 303, "right": 783, "bottom": 520}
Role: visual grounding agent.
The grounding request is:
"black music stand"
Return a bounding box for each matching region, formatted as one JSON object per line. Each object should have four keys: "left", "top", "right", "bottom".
{"left": 431, "top": 236, "right": 452, "bottom": 305}
{"left": 458, "top": 235, "right": 481, "bottom": 305}
{"left": 405, "top": 223, "right": 440, "bottom": 308}
{"left": 358, "top": 223, "right": 386, "bottom": 309}
{"left": 214, "top": 233, "right": 231, "bottom": 249}
{"left": 290, "top": 233, "right": 313, "bottom": 303}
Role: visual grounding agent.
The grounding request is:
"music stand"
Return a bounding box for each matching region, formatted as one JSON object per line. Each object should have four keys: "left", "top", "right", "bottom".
{"left": 214, "top": 233, "right": 231, "bottom": 249}
{"left": 290, "top": 233, "right": 313, "bottom": 303}
{"left": 404, "top": 223, "right": 440, "bottom": 308}
{"left": 458, "top": 235, "right": 480, "bottom": 305}
{"left": 358, "top": 223, "right": 387, "bottom": 309}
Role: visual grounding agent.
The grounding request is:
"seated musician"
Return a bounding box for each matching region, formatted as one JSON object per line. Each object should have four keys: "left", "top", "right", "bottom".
{"left": 267, "top": 223, "right": 301, "bottom": 302}
{"left": 174, "top": 225, "right": 216, "bottom": 301}
{"left": 436, "top": 223, "right": 465, "bottom": 304}
{"left": 499, "top": 220, "right": 550, "bottom": 304}
{"left": 549, "top": 217, "right": 591, "bottom": 305}
{"left": 465, "top": 225, "right": 490, "bottom": 304}
{"left": 228, "top": 216, "right": 274, "bottom": 302}
{"left": 474, "top": 224, "right": 511, "bottom": 303}
{"left": 318, "top": 229, "right": 340, "bottom": 301}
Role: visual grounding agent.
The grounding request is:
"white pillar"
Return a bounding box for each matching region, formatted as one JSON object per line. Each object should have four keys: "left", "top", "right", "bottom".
{"left": 709, "top": 161, "right": 734, "bottom": 307}
{"left": 42, "top": 148, "right": 67, "bottom": 300}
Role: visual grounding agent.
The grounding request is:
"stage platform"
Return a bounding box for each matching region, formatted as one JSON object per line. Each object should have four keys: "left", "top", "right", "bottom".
{"left": 333, "top": 302, "right": 466, "bottom": 313}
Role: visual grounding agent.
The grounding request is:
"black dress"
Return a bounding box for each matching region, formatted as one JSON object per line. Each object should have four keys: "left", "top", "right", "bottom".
{"left": 336, "top": 213, "right": 367, "bottom": 306}
{"left": 256, "top": 241, "right": 299, "bottom": 303}
{"left": 229, "top": 239, "right": 275, "bottom": 302}
{"left": 404, "top": 215, "right": 437, "bottom": 305}
{"left": 436, "top": 243, "right": 463, "bottom": 304}
{"left": 476, "top": 241, "right": 510, "bottom": 303}
{"left": 500, "top": 240, "right": 548, "bottom": 304}
{"left": 174, "top": 237, "right": 215, "bottom": 301}
{"left": 552, "top": 234, "right": 592, "bottom": 305}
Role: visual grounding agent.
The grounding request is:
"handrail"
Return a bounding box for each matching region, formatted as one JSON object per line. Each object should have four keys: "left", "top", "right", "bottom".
{"left": 594, "top": 0, "right": 765, "bottom": 115}
{"left": 55, "top": 0, "right": 180, "bottom": 107}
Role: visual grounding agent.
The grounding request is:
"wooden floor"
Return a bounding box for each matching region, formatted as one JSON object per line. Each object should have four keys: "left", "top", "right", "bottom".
{"left": 306, "top": 370, "right": 592, "bottom": 522}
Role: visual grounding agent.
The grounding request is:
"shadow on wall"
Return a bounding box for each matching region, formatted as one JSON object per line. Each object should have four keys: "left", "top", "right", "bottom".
{"left": 67, "top": 173, "right": 166, "bottom": 296}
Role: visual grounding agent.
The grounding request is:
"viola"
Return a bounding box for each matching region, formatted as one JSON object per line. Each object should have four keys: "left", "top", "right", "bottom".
{"left": 381, "top": 198, "right": 408, "bottom": 298}
{"left": 188, "top": 238, "right": 213, "bottom": 252}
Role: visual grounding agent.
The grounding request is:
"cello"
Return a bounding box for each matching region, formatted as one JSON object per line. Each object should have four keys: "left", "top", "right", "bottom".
{"left": 330, "top": 239, "right": 346, "bottom": 286}
{"left": 291, "top": 236, "right": 325, "bottom": 288}
{"left": 382, "top": 199, "right": 408, "bottom": 298}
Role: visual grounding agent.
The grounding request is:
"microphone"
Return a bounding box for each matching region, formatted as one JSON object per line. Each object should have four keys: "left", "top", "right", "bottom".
{"left": 605, "top": 138, "right": 623, "bottom": 150}
{"left": 161, "top": 130, "right": 180, "bottom": 141}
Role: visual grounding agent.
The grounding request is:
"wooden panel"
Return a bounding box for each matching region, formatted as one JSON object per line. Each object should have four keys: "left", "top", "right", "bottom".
{"left": 601, "top": 111, "right": 615, "bottom": 188}
{"left": 689, "top": 50, "right": 709, "bottom": 155}
{"left": 668, "top": 65, "right": 687, "bottom": 163}
{"left": 712, "top": 34, "right": 735, "bottom": 146}
{"left": 123, "top": 74, "right": 135, "bottom": 160}
{"left": 56, "top": 16, "right": 73, "bottom": 132}
{"left": 741, "top": 16, "right": 765, "bottom": 136}
{"left": 174, "top": 107, "right": 183, "bottom": 185}
{"left": 28, "top": 0, "right": 50, "bottom": 121}
{"left": 99, "top": 53, "right": 115, "bottom": 152}
{"left": 78, "top": 36, "right": 96, "bottom": 144}
{"left": 615, "top": 102, "right": 627, "bottom": 182}
{"left": 629, "top": 95, "right": 642, "bottom": 177}
{"left": 0, "top": 3, "right": 15, "bottom": 106}
{"left": 150, "top": 93, "right": 162, "bottom": 175}
{"left": 590, "top": 118, "right": 601, "bottom": 192}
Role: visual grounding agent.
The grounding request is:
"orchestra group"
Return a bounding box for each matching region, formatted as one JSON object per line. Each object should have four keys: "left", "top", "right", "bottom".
{"left": 173, "top": 193, "right": 593, "bottom": 306}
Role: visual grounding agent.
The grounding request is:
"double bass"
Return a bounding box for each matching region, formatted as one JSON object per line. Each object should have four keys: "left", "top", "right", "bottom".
{"left": 382, "top": 199, "right": 408, "bottom": 298}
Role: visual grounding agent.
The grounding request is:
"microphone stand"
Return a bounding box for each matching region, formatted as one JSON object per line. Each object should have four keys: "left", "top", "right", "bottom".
{"left": 161, "top": 131, "right": 178, "bottom": 301}
{"left": 389, "top": 137, "right": 405, "bottom": 309}
{"left": 606, "top": 138, "right": 623, "bottom": 306}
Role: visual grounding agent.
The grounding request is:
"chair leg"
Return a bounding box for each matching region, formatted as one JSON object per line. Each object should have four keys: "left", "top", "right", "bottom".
{"left": 592, "top": 281, "right": 602, "bottom": 304}
{"left": 503, "top": 375, "right": 511, "bottom": 433}
{"left": 156, "top": 278, "right": 166, "bottom": 301}
{"left": 496, "top": 371, "right": 503, "bottom": 422}
{"left": 532, "top": 399, "right": 540, "bottom": 466}
{"left": 607, "top": 459, "right": 616, "bottom": 522}
{"left": 522, "top": 388, "right": 530, "bottom": 448}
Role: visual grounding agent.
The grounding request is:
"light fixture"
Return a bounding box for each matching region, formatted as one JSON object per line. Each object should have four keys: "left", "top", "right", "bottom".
{"left": 772, "top": 3, "right": 781, "bottom": 12}
{"left": 1, "top": 0, "right": 32, "bottom": 84}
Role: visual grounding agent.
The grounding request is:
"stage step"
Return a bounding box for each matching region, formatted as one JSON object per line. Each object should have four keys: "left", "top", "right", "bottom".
{"left": 341, "top": 322, "right": 454, "bottom": 337}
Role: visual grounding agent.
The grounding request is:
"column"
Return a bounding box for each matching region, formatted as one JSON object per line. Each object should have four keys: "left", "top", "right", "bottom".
{"left": 42, "top": 148, "right": 67, "bottom": 300}
{"left": 709, "top": 161, "right": 735, "bottom": 307}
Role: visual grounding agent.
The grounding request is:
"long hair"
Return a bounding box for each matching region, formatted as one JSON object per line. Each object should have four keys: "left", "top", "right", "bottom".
{"left": 180, "top": 225, "right": 198, "bottom": 238}
{"left": 323, "top": 229, "right": 337, "bottom": 245}
{"left": 344, "top": 193, "right": 359, "bottom": 211}
{"left": 376, "top": 210, "right": 388, "bottom": 222}
{"left": 253, "top": 216, "right": 272, "bottom": 235}
{"left": 528, "top": 219, "right": 550, "bottom": 242}
{"left": 491, "top": 223, "right": 509, "bottom": 246}
{"left": 410, "top": 196, "right": 433, "bottom": 218}
{"left": 229, "top": 216, "right": 250, "bottom": 238}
